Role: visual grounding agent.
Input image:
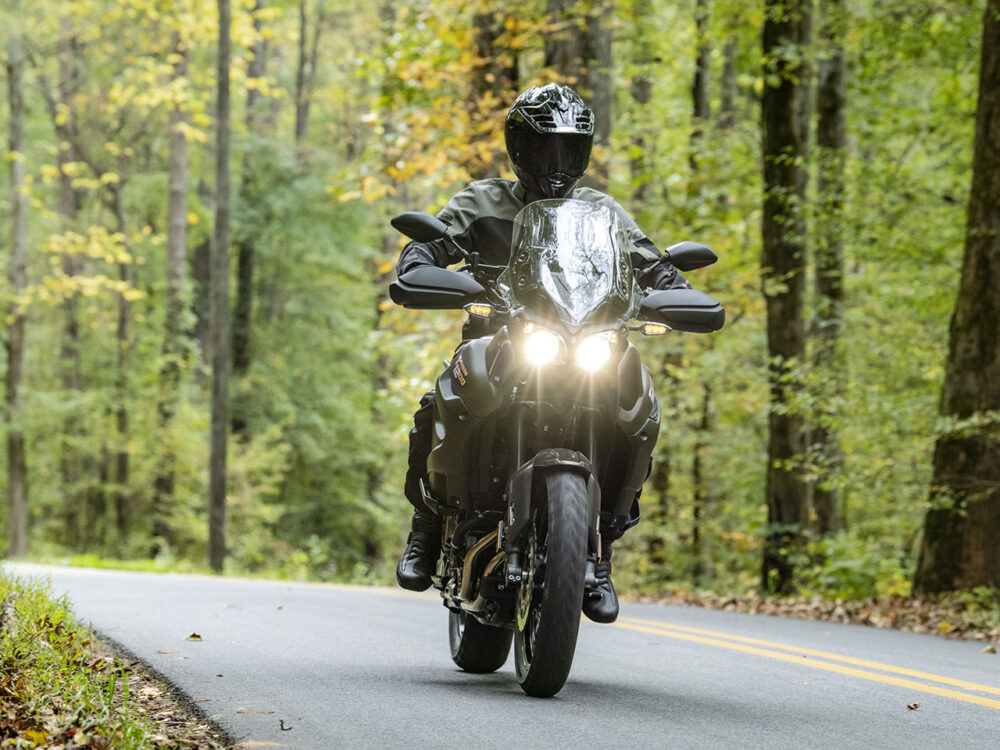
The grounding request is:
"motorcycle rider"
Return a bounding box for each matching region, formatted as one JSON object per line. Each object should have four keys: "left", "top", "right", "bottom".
{"left": 395, "top": 83, "right": 690, "bottom": 624}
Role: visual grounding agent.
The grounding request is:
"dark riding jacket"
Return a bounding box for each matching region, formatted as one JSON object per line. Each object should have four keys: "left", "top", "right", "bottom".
{"left": 396, "top": 178, "right": 690, "bottom": 291}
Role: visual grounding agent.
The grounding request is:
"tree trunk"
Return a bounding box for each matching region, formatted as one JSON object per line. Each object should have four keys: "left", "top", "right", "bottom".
{"left": 152, "top": 31, "right": 189, "bottom": 552}
{"left": 56, "top": 15, "right": 84, "bottom": 549}
{"left": 191, "top": 179, "right": 212, "bottom": 378}
{"left": 691, "top": 384, "right": 712, "bottom": 585}
{"left": 210, "top": 0, "right": 233, "bottom": 573}
{"left": 232, "top": 1, "right": 268, "bottom": 437}
{"left": 630, "top": 0, "right": 652, "bottom": 205}
{"left": 761, "top": 0, "right": 811, "bottom": 594}
{"left": 720, "top": 35, "right": 738, "bottom": 129}
{"left": 112, "top": 177, "right": 132, "bottom": 547}
{"left": 689, "top": 0, "right": 711, "bottom": 173}
{"left": 294, "top": 0, "right": 326, "bottom": 145}
{"left": 544, "top": 0, "right": 612, "bottom": 189}
{"left": 811, "top": 0, "right": 846, "bottom": 536}
{"left": 914, "top": 0, "right": 1000, "bottom": 593}
{"left": 5, "top": 14, "right": 29, "bottom": 557}
{"left": 468, "top": 1, "right": 518, "bottom": 180}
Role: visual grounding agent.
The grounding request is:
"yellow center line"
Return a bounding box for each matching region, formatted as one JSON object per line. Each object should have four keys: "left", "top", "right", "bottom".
{"left": 610, "top": 621, "right": 1000, "bottom": 711}
{"left": 617, "top": 616, "right": 1000, "bottom": 698}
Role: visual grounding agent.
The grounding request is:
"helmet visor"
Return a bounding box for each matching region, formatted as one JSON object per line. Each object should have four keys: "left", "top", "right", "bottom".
{"left": 506, "top": 130, "right": 592, "bottom": 179}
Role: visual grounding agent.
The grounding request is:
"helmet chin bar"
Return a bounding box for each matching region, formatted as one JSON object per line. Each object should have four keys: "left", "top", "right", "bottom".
{"left": 518, "top": 171, "right": 580, "bottom": 200}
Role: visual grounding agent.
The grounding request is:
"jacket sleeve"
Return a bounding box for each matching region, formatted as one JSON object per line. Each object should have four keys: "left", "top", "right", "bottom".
{"left": 395, "top": 184, "right": 482, "bottom": 276}
{"left": 396, "top": 238, "right": 455, "bottom": 276}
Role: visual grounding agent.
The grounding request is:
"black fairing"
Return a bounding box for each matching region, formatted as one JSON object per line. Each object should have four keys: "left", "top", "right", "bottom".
{"left": 390, "top": 267, "right": 485, "bottom": 310}
{"left": 664, "top": 241, "right": 718, "bottom": 271}
{"left": 391, "top": 211, "right": 448, "bottom": 242}
{"left": 639, "top": 288, "right": 725, "bottom": 333}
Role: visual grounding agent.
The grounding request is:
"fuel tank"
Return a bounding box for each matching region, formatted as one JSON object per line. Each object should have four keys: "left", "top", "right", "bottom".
{"left": 427, "top": 328, "right": 518, "bottom": 509}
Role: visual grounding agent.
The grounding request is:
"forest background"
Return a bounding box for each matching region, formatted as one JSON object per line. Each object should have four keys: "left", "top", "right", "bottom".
{"left": 1, "top": 0, "right": 998, "bottom": 603}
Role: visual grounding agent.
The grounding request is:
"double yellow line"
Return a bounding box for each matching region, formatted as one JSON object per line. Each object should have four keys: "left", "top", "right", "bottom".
{"left": 611, "top": 616, "right": 1000, "bottom": 711}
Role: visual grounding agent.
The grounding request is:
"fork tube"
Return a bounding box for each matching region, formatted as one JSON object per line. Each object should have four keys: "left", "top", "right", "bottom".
{"left": 511, "top": 401, "right": 526, "bottom": 471}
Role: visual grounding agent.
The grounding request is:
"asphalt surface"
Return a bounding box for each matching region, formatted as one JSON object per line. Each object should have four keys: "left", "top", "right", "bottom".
{"left": 4, "top": 562, "right": 999, "bottom": 749}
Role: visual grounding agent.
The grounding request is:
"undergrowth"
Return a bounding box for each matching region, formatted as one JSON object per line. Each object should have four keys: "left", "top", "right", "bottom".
{"left": 1, "top": 574, "right": 162, "bottom": 748}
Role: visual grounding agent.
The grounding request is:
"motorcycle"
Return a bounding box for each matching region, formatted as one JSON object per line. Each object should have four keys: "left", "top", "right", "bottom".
{"left": 390, "top": 198, "right": 724, "bottom": 697}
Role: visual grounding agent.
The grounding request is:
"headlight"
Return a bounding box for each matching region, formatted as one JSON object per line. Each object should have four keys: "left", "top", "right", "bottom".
{"left": 575, "top": 332, "right": 616, "bottom": 372}
{"left": 524, "top": 328, "right": 562, "bottom": 367}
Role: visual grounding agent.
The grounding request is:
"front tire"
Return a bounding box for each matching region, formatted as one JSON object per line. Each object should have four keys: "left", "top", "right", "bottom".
{"left": 514, "top": 471, "right": 588, "bottom": 697}
{"left": 449, "top": 609, "right": 512, "bottom": 673}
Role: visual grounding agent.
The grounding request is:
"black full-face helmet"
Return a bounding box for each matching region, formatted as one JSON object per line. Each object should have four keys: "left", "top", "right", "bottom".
{"left": 505, "top": 83, "right": 595, "bottom": 200}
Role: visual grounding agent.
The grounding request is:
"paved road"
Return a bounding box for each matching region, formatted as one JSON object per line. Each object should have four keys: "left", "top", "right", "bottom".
{"left": 4, "top": 563, "right": 999, "bottom": 749}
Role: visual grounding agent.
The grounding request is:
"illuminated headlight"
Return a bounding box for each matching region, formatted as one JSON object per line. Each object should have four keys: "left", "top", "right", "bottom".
{"left": 524, "top": 328, "right": 562, "bottom": 367}
{"left": 575, "top": 332, "right": 617, "bottom": 371}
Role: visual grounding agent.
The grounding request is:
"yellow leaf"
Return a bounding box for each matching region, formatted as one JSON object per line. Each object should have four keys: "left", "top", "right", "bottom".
{"left": 939, "top": 621, "right": 952, "bottom": 634}
{"left": 187, "top": 212, "right": 199, "bottom": 225}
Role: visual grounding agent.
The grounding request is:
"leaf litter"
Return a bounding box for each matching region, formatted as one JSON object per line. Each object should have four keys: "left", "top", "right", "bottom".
{"left": 634, "top": 590, "right": 1000, "bottom": 644}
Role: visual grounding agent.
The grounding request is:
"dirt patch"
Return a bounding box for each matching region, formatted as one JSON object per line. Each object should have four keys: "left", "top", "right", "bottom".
{"left": 93, "top": 637, "right": 233, "bottom": 749}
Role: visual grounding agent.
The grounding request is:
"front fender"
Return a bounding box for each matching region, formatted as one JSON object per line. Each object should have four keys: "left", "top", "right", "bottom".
{"left": 505, "top": 449, "right": 601, "bottom": 558}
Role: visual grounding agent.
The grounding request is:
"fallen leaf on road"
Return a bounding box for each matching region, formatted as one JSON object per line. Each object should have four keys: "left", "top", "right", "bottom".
{"left": 982, "top": 645, "right": 997, "bottom": 654}
{"left": 185, "top": 633, "right": 202, "bottom": 641}
{"left": 236, "top": 708, "right": 274, "bottom": 715}
{"left": 907, "top": 703, "right": 920, "bottom": 710}
{"left": 155, "top": 650, "right": 178, "bottom": 654}
{"left": 215, "top": 674, "right": 224, "bottom": 677}
{"left": 279, "top": 719, "right": 293, "bottom": 731}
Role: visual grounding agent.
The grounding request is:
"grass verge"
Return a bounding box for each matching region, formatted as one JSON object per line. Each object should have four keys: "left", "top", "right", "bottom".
{"left": 0, "top": 572, "right": 229, "bottom": 749}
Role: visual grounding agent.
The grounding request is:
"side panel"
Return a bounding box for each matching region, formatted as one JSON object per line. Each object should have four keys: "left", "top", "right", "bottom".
{"left": 607, "top": 344, "right": 661, "bottom": 533}
{"left": 428, "top": 331, "right": 516, "bottom": 508}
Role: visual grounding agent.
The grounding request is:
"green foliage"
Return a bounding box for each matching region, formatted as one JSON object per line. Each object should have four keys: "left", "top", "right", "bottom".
{"left": 0, "top": 0, "right": 990, "bottom": 601}
{"left": 0, "top": 574, "right": 159, "bottom": 747}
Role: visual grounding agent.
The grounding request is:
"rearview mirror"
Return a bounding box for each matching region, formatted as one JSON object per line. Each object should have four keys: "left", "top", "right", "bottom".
{"left": 639, "top": 288, "right": 725, "bottom": 333}
{"left": 391, "top": 212, "right": 449, "bottom": 243}
{"left": 389, "top": 266, "right": 485, "bottom": 310}
{"left": 665, "top": 241, "right": 717, "bottom": 272}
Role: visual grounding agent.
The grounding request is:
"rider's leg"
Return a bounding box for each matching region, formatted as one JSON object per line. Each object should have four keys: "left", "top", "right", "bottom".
{"left": 396, "top": 391, "right": 442, "bottom": 592}
{"left": 582, "top": 496, "right": 639, "bottom": 624}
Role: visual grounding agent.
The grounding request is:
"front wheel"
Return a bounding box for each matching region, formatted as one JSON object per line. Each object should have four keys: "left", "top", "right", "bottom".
{"left": 514, "top": 471, "right": 588, "bottom": 697}
{"left": 449, "top": 609, "right": 512, "bottom": 673}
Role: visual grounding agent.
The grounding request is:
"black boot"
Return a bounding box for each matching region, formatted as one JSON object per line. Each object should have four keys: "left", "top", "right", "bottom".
{"left": 396, "top": 510, "right": 441, "bottom": 592}
{"left": 582, "top": 551, "right": 619, "bottom": 624}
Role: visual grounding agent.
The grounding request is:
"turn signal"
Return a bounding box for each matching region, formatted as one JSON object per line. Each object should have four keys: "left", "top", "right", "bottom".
{"left": 464, "top": 303, "right": 493, "bottom": 318}
{"left": 640, "top": 322, "right": 670, "bottom": 336}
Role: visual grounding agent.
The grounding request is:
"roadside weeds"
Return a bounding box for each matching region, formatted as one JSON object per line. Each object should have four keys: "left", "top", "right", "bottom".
{"left": 1, "top": 575, "right": 231, "bottom": 749}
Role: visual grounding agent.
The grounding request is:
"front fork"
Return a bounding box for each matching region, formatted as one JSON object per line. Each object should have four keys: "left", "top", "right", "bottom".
{"left": 503, "top": 402, "right": 602, "bottom": 592}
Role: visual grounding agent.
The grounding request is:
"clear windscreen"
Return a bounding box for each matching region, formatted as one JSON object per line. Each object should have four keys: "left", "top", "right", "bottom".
{"left": 500, "top": 199, "right": 635, "bottom": 326}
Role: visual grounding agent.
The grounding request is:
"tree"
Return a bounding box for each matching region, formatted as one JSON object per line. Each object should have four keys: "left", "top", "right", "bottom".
{"left": 914, "top": 0, "right": 1000, "bottom": 593}
{"left": 152, "top": 29, "right": 190, "bottom": 552}
{"left": 629, "top": 0, "right": 653, "bottom": 204}
{"left": 761, "top": 0, "right": 812, "bottom": 593}
{"left": 232, "top": 0, "right": 269, "bottom": 436}
{"left": 294, "top": 0, "right": 326, "bottom": 145}
{"left": 5, "top": 2, "right": 29, "bottom": 557}
{"left": 467, "top": 0, "right": 518, "bottom": 180}
{"left": 543, "top": 0, "right": 612, "bottom": 188}
{"left": 811, "top": 0, "right": 846, "bottom": 535}
{"left": 210, "top": 0, "right": 233, "bottom": 573}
